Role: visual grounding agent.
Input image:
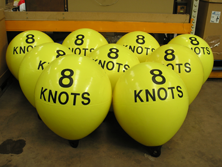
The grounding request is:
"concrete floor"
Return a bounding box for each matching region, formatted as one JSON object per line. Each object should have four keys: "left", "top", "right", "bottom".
{"left": 0, "top": 76, "right": 222, "bottom": 167}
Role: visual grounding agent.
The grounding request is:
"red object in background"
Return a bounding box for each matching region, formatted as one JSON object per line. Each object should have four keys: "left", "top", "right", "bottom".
{"left": 18, "top": 0, "right": 25, "bottom": 6}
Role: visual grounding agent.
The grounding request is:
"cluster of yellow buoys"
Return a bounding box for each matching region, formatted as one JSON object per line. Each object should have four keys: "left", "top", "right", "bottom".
{"left": 6, "top": 28, "right": 213, "bottom": 149}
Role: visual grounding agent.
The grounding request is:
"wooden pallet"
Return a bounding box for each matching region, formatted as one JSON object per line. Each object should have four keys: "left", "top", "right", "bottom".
{"left": 209, "top": 71, "right": 222, "bottom": 78}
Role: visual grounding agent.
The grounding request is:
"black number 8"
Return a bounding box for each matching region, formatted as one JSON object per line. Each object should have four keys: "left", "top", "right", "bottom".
{"left": 26, "top": 34, "right": 35, "bottom": 44}
{"left": 189, "top": 37, "right": 199, "bottom": 45}
{"left": 136, "top": 35, "right": 145, "bottom": 44}
{"left": 150, "top": 69, "right": 166, "bottom": 85}
{"left": 107, "top": 48, "right": 119, "bottom": 59}
{"left": 59, "top": 69, "right": 74, "bottom": 88}
{"left": 74, "top": 34, "right": 85, "bottom": 46}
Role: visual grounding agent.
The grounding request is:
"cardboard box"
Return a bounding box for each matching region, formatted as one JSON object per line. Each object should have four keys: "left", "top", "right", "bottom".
{"left": 196, "top": 0, "right": 222, "bottom": 59}
{"left": 0, "top": 0, "right": 5, "bottom": 9}
{"left": 0, "top": 9, "right": 9, "bottom": 87}
{"left": 68, "top": 0, "right": 174, "bottom": 14}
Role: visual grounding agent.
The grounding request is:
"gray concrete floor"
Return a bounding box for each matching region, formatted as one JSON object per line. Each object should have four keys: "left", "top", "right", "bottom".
{"left": 0, "top": 76, "right": 222, "bottom": 167}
